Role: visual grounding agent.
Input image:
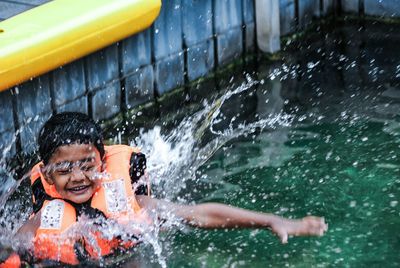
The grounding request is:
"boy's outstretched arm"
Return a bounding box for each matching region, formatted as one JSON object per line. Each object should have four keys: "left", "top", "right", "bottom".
{"left": 136, "top": 196, "right": 328, "bottom": 243}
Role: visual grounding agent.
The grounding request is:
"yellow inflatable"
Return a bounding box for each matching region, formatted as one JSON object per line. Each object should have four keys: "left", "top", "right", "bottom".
{"left": 0, "top": 0, "right": 161, "bottom": 92}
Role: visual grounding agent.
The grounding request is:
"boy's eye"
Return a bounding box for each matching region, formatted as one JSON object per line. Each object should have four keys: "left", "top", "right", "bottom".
{"left": 81, "top": 165, "right": 95, "bottom": 172}
{"left": 56, "top": 168, "right": 72, "bottom": 175}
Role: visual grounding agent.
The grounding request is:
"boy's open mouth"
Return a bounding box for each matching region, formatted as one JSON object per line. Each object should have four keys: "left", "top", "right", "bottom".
{"left": 67, "top": 185, "right": 90, "bottom": 193}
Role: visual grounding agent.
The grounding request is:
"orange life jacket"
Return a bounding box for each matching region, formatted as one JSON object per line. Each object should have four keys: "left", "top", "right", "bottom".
{"left": 0, "top": 253, "right": 20, "bottom": 268}
{"left": 28, "top": 145, "right": 150, "bottom": 265}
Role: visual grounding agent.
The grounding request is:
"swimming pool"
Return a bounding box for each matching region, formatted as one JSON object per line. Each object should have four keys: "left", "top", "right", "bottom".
{"left": 1, "top": 19, "right": 399, "bottom": 267}
{"left": 142, "top": 19, "right": 400, "bottom": 267}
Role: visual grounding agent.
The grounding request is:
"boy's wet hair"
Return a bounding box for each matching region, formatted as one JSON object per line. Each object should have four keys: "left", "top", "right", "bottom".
{"left": 38, "top": 112, "right": 105, "bottom": 165}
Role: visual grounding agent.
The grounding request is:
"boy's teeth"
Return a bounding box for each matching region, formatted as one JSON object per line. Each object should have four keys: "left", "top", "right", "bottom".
{"left": 71, "top": 186, "right": 87, "bottom": 191}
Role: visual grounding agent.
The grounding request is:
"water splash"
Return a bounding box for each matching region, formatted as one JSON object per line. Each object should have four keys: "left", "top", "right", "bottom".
{"left": 127, "top": 76, "right": 294, "bottom": 264}
{"left": 0, "top": 75, "right": 295, "bottom": 266}
{"left": 132, "top": 77, "right": 293, "bottom": 203}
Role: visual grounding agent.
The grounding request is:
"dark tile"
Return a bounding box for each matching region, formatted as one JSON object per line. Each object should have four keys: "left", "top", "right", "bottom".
{"left": 298, "top": 0, "right": 319, "bottom": 29}
{"left": 187, "top": 39, "right": 215, "bottom": 81}
{"left": 152, "top": 0, "right": 183, "bottom": 60}
{"left": 19, "top": 112, "right": 51, "bottom": 154}
{"left": 214, "top": 0, "right": 242, "bottom": 34}
{"left": 125, "top": 65, "right": 155, "bottom": 109}
{"left": 0, "top": 90, "right": 14, "bottom": 132}
{"left": 182, "top": 0, "right": 213, "bottom": 47}
{"left": 154, "top": 52, "right": 185, "bottom": 95}
{"left": 15, "top": 75, "right": 52, "bottom": 125}
{"left": 121, "top": 29, "right": 152, "bottom": 76}
{"left": 244, "top": 22, "right": 255, "bottom": 53}
{"left": 56, "top": 96, "right": 88, "bottom": 114}
{"left": 52, "top": 60, "right": 86, "bottom": 106}
{"left": 216, "top": 27, "right": 243, "bottom": 66}
{"left": 91, "top": 81, "right": 121, "bottom": 121}
{"left": 0, "top": 130, "right": 16, "bottom": 158}
{"left": 321, "top": 0, "right": 334, "bottom": 15}
{"left": 280, "top": 0, "right": 296, "bottom": 36}
{"left": 86, "top": 44, "right": 119, "bottom": 91}
{"left": 342, "top": 1, "right": 359, "bottom": 13}
{"left": 243, "top": 0, "right": 255, "bottom": 24}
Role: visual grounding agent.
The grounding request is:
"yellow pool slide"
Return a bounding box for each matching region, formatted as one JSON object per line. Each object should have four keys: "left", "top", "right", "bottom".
{"left": 0, "top": 0, "right": 161, "bottom": 92}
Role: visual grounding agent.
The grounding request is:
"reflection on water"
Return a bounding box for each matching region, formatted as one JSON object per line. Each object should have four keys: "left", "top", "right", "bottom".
{"left": 0, "top": 20, "right": 399, "bottom": 266}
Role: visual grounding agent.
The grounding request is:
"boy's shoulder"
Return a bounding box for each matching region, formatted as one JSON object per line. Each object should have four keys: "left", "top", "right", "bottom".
{"left": 104, "top": 144, "right": 141, "bottom": 156}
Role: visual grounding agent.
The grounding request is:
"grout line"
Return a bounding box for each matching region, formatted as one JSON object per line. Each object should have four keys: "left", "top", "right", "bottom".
{"left": 359, "top": 0, "right": 365, "bottom": 16}
{"left": 117, "top": 41, "right": 127, "bottom": 113}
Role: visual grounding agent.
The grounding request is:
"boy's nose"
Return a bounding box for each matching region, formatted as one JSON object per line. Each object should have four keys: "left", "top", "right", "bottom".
{"left": 70, "top": 167, "right": 86, "bottom": 181}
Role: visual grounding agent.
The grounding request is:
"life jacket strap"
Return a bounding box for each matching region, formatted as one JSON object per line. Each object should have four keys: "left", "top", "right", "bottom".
{"left": 31, "top": 178, "right": 53, "bottom": 214}
{"left": 129, "top": 152, "right": 150, "bottom": 196}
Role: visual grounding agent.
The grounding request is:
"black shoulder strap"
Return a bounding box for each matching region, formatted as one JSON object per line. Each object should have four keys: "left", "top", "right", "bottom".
{"left": 31, "top": 178, "right": 53, "bottom": 214}
{"left": 67, "top": 199, "right": 107, "bottom": 221}
{"left": 129, "top": 152, "right": 148, "bottom": 195}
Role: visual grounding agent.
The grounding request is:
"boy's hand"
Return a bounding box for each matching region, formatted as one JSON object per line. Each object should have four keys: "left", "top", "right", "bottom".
{"left": 270, "top": 216, "right": 328, "bottom": 243}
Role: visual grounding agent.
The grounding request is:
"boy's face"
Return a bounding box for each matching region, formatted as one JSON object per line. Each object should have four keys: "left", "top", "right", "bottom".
{"left": 42, "top": 143, "right": 102, "bottom": 204}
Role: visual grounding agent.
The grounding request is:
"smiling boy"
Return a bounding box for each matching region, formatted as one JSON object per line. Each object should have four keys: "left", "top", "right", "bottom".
{"left": 10, "top": 112, "right": 327, "bottom": 266}
{"left": 42, "top": 143, "right": 101, "bottom": 204}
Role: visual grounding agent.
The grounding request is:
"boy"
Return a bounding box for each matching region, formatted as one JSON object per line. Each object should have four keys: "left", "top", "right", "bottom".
{"left": 14, "top": 112, "right": 327, "bottom": 265}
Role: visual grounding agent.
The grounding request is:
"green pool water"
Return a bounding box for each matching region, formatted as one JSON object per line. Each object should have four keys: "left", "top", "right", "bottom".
{"left": 165, "top": 117, "right": 399, "bottom": 267}
{"left": 152, "top": 20, "right": 400, "bottom": 267}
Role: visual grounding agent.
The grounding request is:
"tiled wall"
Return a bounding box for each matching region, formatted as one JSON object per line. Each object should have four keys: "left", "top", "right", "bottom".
{"left": 0, "top": 0, "right": 350, "bottom": 158}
